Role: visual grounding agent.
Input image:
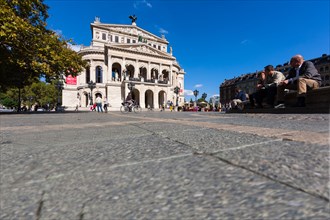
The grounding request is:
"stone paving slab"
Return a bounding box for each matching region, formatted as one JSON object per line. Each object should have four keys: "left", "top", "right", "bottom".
{"left": 213, "top": 141, "right": 330, "bottom": 200}
{"left": 0, "top": 112, "right": 329, "bottom": 219}
{"left": 1, "top": 134, "right": 192, "bottom": 188}
{"left": 2, "top": 155, "right": 328, "bottom": 219}
{"left": 137, "top": 122, "right": 277, "bottom": 153}
{"left": 178, "top": 113, "right": 329, "bottom": 132}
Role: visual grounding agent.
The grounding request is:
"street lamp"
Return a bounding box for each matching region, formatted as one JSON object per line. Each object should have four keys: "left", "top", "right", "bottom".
{"left": 55, "top": 80, "right": 64, "bottom": 110}
{"left": 193, "top": 89, "right": 199, "bottom": 103}
{"left": 87, "top": 80, "right": 96, "bottom": 105}
{"left": 202, "top": 92, "right": 207, "bottom": 101}
{"left": 28, "top": 96, "right": 34, "bottom": 111}
{"left": 174, "top": 86, "right": 180, "bottom": 107}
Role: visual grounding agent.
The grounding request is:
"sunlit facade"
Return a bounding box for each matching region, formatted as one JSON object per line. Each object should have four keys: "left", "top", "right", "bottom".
{"left": 62, "top": 17, "right": 185, "bottom": 110}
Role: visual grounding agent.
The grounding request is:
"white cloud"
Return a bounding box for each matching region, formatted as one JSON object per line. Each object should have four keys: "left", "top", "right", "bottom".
{"left": 159, "top": 28, "right": 168, "bottom": 34}
{"left": 134, "top": 0, "right": 152, "bottom": 9}
{"left": 240, "top": 39, "right": 248, "bottom": 45}
{"left": 68, "top": 44, "right": 82, "bottom": 52}
{"left": 53, "top": 29, "right": 63, "bottom": 37}
{"left": 212, "top": 94, "right": 219, "bottom": 98}
{"left": 184, "top": 90, "right": 194, "bottom": 96}
{"left": 195, "top": 84, "right": 203, "bottom": 88}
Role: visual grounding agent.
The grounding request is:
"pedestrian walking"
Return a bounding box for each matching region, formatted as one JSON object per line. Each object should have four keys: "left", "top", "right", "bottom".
{"left": 96, "top": 95, "right": 103, "bottom": 112}
{"left": 103, "top": 97, "right": 108, "bottom": 113}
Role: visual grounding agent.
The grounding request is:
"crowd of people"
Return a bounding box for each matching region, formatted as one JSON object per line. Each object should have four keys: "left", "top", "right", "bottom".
{"left": 229, "top": 54, "right": 322, "bottom": 110}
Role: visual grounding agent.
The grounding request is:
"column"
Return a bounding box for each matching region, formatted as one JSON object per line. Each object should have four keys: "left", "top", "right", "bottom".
{"left": 90, "top": 60, "right": 95, "bottom": 83}
{"left": 140, "top": 88, "right": 145, "bottom": 109}
{"left": 122, "top": 58, "right": 126, "bottom": 82}
{"left": 134, "top": 60, "right": 139, "bottom": 78}
{"left": 147, "top": 62, "right": 151, "bottom": 80}
{"left": 107, "top": 54, "right": 112, "bottom": 82}
{"left": 169, "top": 65, "right": 173, "bottom": 85}
{"left": 154, "top": 89, "right": 159, "bottom": 109}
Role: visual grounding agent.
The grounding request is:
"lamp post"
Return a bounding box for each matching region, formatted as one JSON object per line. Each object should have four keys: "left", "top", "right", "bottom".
{"left": 127, "top": 82, "right": 135, "bottom": 91}
{"left": 202, "top": 92, "right": 207, "bottom": 101}
{"left": 28, "top": 96, "right": 34, "bottom": 111}
{"left": 193, "top": 89, "right": 199, "bottom": 104}
{"left": 55, "top": 80, "right": 64, "bottom": 111}
{"left": 174, "top": 86, "right": 180, "bottom": 107}
{"left": 87, "top": 80, "right": 96, "bottom": 105}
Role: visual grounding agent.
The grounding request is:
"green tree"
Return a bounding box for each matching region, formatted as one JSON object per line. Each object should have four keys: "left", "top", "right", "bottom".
{"left": 0, "top": 81, "right": 58, "bottom": 110}
{"left": 0, "top": 0, "right": 86, "bottom": 92}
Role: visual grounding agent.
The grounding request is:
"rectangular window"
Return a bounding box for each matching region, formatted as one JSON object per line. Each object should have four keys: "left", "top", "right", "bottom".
{"left": 102, "top": 33, "right": 106, "bottom": 40}
{"left": 153, "top": 45, "right": 156, "bottom": 48}
{"left": 86, "top": 67, "right": 90, "bottom": 83}
{"left": 133, "top": 39, "right": 136, "bottom": 43}
{"left": 115, "top": 36, "right": 119, "bottom": 42}
{"left": 127, "top": 38, "right": 131, "bottom": 43}
{"left": 158, "top": 45, "right": 161, "bottom": 50}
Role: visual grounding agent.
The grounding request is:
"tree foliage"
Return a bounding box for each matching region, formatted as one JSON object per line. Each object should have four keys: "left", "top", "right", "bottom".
{"left": 0, "top": 81, "right": 58, "bottom": 109}
{"left": 0, "top": 0, "right": 86, "bottom": 92}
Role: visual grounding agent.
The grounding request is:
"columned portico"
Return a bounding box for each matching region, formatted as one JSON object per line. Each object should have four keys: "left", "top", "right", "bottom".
{"left": 62, "top": 17, "right": 185, "bottom": 110}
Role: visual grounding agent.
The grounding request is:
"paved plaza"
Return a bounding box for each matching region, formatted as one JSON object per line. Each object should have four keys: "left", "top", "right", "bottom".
{"left": 0, "top": 111, "right": 329, "bottom": 219}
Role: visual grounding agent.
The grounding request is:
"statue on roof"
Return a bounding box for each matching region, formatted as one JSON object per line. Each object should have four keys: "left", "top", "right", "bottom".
{"left": 129, "top": 15, "right": 137, "bottom": 24}
{"left": 94, "top": 16, "right": 100, "bottom": 23}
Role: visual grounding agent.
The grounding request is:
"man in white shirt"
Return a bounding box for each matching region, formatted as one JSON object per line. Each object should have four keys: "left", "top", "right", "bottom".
{"left": 95, "top": 95, "right": 103, "bottom": 112}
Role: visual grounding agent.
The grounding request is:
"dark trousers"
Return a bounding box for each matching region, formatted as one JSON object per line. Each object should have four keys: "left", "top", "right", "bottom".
{"left": 255, "top": 86, "right": 277, "bottom": 106}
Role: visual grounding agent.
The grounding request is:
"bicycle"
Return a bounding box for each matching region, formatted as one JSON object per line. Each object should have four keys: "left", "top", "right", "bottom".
{"left": 120, "top": 100, "right": 141, "bottom": 113}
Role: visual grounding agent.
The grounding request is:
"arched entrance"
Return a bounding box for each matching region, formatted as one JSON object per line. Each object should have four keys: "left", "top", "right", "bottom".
{"left": 84, "top": 92, "right": 88, "bottom": 107}
{"left": 151, "top": 68, "right": 158, "bottom": 80}
{"left": 139, "top": 67, "right": 147, "bottom": 80}
{"left": 131, "top": 89, "right": 140, "bottom": 106}
{"left": 158, "top": 91, "right": 166, "bottom": 108}
{"left": 145, "top": 90, "right": 154, "bottom": 108}
{"left": 162, "top": 70, "right": 169, "bottom": 82}
{"left": 112, "top": 63, "right": 122, "bottom": 81}
{"left": 126, "top": 64, "right": 135, "bottom": 80}
{"left": 95, "top": 92, "right": 102, "bottom": 99}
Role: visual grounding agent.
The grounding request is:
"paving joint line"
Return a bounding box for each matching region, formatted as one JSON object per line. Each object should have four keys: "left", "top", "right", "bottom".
{"left": 132, "top": 122, "right": 330, "bottom": 202}
{"left": 207, "top": 153, "right": 330, "bottom": 203}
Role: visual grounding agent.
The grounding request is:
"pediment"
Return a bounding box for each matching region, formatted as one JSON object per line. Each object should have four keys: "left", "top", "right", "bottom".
{"left": 94, "top": 23, "right": 167, "bottom": 43}
{"left": 109, "top": 44, "right": 173, "bottom": 58}
{"left": 111, "top": 27, "right": 159, "bottom": 41}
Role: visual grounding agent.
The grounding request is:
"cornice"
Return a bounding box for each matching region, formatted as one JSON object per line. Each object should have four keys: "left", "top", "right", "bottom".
{"left": 107, "top": 44, "right": 175, "bottom": 61}
{"left": 91, "top": 23, "right": 168, "bottom": 44}
{"left": 78, "top": 47, "right": 104, "bottom": 56}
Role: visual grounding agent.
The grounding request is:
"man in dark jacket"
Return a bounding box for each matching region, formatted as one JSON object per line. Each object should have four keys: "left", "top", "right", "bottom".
{"left": 230, "top": 87, "right": 247, "bottom": 110}
{"left": 275, "top": 54, "right": 321, "bottom": 108}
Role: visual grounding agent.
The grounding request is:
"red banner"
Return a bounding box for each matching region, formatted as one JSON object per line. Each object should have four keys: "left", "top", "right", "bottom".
{"left": 66, "top": 75, "right": 77, "bottom": 85}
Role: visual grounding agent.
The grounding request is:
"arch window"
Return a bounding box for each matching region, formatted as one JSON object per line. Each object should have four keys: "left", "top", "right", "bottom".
{"left": 86, "top": 66, "right": 90, "bottom": 83}
{"left": 96, "top": 66, "right": 103, "bottom": 83}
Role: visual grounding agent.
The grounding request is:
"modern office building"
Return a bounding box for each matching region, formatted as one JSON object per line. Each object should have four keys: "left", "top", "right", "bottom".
{"left": 62, "top": 17, "right": 185, "bottom": 110}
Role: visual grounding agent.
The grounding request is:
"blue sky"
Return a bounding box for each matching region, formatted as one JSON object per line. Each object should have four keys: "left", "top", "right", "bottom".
{"left": 45, "top": 0, "right": 329, "bottom": 101}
